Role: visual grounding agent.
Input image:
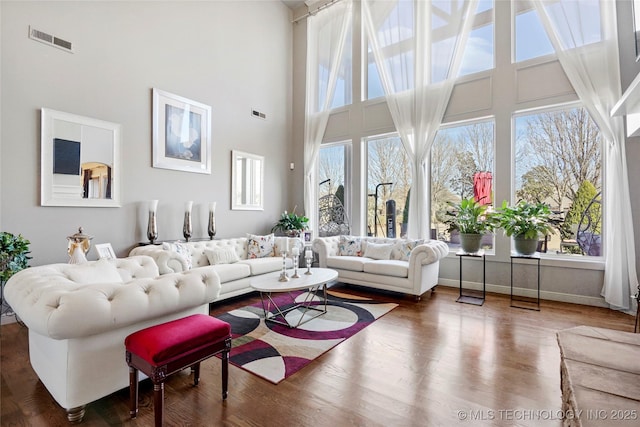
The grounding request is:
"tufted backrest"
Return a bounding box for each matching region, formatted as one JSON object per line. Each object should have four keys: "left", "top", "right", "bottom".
{"left": 3, "top": 255, "right": 221, "bottom": 340}
{"left": 114, "top": 255, "right": 160, "bottom": 281}
{"left": 184, "top": 238, "right": 248, "bottom": 268}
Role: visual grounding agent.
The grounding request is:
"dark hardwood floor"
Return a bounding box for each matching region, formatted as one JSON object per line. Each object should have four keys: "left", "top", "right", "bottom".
{"left": 1, "top": 284, "right": 635, "bottom": 426}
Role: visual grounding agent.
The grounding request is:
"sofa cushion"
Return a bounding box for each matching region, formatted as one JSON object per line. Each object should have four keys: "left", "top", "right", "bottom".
{"left": 238, "top": 257, "right": 283, "bottom": 275}
{"left": 162, "top": 241, "right": 193, "bottom": 269}
{"left": 339, "top": 235, "right": 363, "bottom": 257}
{"left": 326, "top": 256, "right": 369, "bottom": 272}
{"left": 363, "top": 242, "right": 394, "bottom": 260}
{"left": 204, "top": 246, "right": 240, "bottom": 265}
{"left": 247, "top": 233, "right": 275, "bottom": 259}
{"left": 66, "top": 259, "right": 124, "bottom": 284}
{"left": 203, "top": 263, "right": 251, "bottom": 283}
{"left": 363, "top": 260, "right": 409, "bottom": 278}
{"left": 392, "top": 239, "right": 423, "bottom": 261}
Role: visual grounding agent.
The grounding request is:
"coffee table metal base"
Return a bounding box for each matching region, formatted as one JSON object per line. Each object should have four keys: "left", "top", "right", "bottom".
{"left": 259, "top": 283, "right": 327, "bottom": 329}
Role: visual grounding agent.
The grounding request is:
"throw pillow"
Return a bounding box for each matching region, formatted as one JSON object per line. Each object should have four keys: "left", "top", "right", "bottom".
{"left": 392, "top": 239, "right": 424, "bottom": 261}
{"left": 246, "top": 233, "right": 275, "bottom": 259}
{"left": 162, "top": 241, "right": 193, "bottom": 269}
{"left": 204, "top": 246, "right": 240, "bottom": 265}
{"left": 67, "top": 259, "right": 123, "bottom": 284}
{"left": 339, "top": 235, "right": 363, "bottom": 256}
{"left": 363, "top": 242, "right": 394, "bottom": 260}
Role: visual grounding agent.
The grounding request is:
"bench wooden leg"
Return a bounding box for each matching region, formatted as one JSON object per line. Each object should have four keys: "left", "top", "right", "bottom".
{"left": 129, "top": 367, "right": 139, "bottom": 418}
{"left": 153, "top": 382, "right": 164, "bottom": 427}
{"left": 193, "top": 362, "right": 201, "bottom": 386}
{"left": 222, "top": 348, "right": 229, "bottom": 400}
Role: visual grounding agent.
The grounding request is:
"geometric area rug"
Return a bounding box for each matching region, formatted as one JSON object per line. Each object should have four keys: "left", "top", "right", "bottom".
{"left": 214, "top": 289, "right": 398, "bottom": 384}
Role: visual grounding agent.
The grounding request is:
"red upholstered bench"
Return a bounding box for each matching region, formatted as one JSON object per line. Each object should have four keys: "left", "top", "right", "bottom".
{"left": 125, "top": 314, "right": 232, "bottom": 427}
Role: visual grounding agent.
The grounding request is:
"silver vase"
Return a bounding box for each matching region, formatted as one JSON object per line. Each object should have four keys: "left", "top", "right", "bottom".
{"left": 183, "top": 201, "right": 192, "bottom": 241}
{"left": 208, "top": 202, "right": 216, "bottom": 239}
{"left": 147, "top": 211, "right": 158, "bottom": 243}
{"left": 147, "top": 200, "right": 158, "bottom": 244}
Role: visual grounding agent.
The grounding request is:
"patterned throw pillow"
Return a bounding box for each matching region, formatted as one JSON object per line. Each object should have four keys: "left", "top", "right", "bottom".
{"left": 339, "top": 235, "right": 363, "bottom": 257}
{"left": 162, "top": 241, "right": 193, "bottom": 269}
{"left": 247, "top": 233, "right": 275, "bottom": 259}
{"left": 391, "top": 239, "right": 424, "bottom": 261}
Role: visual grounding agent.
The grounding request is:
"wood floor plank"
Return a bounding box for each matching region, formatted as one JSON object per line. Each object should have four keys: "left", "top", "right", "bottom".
{"left": 1, "top": 285, "right": 635, "bottom": 426}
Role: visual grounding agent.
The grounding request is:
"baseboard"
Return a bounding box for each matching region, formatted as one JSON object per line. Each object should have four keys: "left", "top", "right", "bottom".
{"left": 437, "top": 278, "right": 609, "bottom": 308}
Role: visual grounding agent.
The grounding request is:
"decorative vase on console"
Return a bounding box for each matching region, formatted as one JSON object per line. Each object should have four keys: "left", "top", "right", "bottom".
{"left": 208, "top": 202, "right": 217, "bottom": 240}
{"left": 183, "top": 201, "right": 193, "bottom": 242}
{"left": 147, "top": 200, "right": 158, "bottom": 244}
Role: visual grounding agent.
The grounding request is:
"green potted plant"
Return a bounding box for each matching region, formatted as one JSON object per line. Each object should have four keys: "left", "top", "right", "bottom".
{"left": 494, "top": 200, "right": 553, "bottom": 255}
{"left": 1, "top": 232, "right": 32, "bottom": 314}
{"left": 271, "top": 210, "right": 309, "bottom": 237}
{"left": 445, "top": 197, "right": 494, "bottom": 253}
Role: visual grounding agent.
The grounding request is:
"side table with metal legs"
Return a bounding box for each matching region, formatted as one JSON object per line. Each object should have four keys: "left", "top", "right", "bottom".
{"left": 510, "top": 252, "right": 541, "bottom": 311}
{"left": 456, "top": 250, "right": 486, "bottom": 306}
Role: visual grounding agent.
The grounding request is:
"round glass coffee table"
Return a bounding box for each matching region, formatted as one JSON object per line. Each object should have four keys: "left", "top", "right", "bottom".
{"left": 250, "top": 268, "right": 338, "bottom": 328}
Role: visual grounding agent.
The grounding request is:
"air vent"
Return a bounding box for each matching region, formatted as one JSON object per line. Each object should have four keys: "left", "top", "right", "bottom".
{"left": 251, "top": 109, "right": 266, "bottom": 120}
{"left": 29, "top": 26, "right": 74, "bottom": 53}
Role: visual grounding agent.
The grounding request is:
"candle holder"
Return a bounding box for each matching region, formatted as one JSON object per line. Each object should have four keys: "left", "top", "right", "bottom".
{"left": 291, "top": 254, "right": 301, "bottom": 278}
{"left": 304, "top": 249, "right": 313, "bottom": 275}
{"left": 278, "top": 251, "right": 290, "bottom": 282}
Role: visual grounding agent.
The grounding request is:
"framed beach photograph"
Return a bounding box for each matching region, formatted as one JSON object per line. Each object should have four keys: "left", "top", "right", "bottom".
{"left": 95, "top": 243, "right": 116, "bottom": 260}
{"left": 152, "top": 88, "right": 212, "bottom": 174}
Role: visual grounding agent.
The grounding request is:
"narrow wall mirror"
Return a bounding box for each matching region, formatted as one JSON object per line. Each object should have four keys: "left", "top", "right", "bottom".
{"left": 41, "top": 108, "right": 121, "bottom": 207}
{"left": 231, "top": 150, "right": 264, "bottom": 210}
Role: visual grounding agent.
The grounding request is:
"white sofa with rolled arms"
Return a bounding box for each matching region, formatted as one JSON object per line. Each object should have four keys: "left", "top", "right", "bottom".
{"left": 3, "top": 255, "right": 221, "bottom": 423}
{"left": 129, "top": 235, "right": 300, "bottom": 301}
{"left": 312, "top": 235, "right": 448, "bottom": 299}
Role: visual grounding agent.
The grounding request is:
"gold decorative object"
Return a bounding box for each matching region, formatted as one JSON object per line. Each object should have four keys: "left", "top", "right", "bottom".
{"left": 67, "top": 227, "right": 93, "bottom": 264}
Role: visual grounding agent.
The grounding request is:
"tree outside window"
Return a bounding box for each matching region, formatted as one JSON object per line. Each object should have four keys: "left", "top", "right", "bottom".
{"left": 431, "top": 121, "right": 494, "bottom": 249}
{"left": 514, "top": 106, "right": 602, "bottom": 256}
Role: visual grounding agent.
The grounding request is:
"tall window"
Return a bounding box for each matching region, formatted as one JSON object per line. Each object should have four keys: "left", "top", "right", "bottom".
{"left": 514, "top": 106, "right": 602, "bottom": 256}
{"left": 514, "top": 2, "right": 553, "bottom": 62}
{"left": 430, "top": 120, "right": 494, "bottom": 248}
{"left": 318, "top": 144, "right": 350, "bottom": 236}
{"left": 366, "top": 135, "right": 411, "bottom": 238}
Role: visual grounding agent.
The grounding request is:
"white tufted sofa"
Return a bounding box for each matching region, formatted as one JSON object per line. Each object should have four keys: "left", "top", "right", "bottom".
{"left": 129, "top": 236, "right": 300, "bottom": 301}
{"left": 3, "top": 255, "right": 221, "bottom": 423}
{"left": 312, "top": 236, "right": 449, "bottom": 299}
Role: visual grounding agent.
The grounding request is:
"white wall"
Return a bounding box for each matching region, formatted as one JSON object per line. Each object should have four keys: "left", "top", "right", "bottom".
{"left": 0, "top": 1, "right": 294, "bottom": 265}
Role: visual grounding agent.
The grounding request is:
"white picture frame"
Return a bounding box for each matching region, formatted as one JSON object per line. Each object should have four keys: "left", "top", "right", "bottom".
{"left": 41, "top": 108, "right": 121, "bottom": 207}
{"left": 302, "top": 230, "right": 313, "bottom": 244}
{"left": 95, "top": 243, "right": 116, "bottom": 260}
{"left": 152, "top": 88, "right": 212, "bottom": 174}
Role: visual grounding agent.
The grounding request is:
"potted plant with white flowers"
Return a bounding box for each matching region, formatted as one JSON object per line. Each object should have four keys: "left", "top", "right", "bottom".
{"left": 493, "top": 200, "right": 553, "bottom": 255}
{"left": 445, "top": 197, "right": 495, "bottom": 254}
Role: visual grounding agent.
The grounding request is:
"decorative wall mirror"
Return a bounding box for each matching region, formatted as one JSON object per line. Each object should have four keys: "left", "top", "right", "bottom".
{"left": 231, "top": 150, "right": 264, "bottom": 210}
{"left": 41, "top": 108, "right": 121, "bottom": 207}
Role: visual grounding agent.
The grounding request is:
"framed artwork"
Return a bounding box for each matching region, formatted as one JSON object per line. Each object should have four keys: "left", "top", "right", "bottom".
{"left": 41, "top": 108, "right": 121, "bottom": 207}
{"left": 95, "top": 243, "right": 116, "bottom": 260}
{"left": 152, "top": 88, "right": 212, "bottom": 174}
{"left": 302, "top": 230, "right": 313, "bottom": 244}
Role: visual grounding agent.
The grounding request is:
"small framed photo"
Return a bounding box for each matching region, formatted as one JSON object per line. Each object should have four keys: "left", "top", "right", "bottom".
{"left": 95, "top": 243, "right": 116, "bottom": 260}
{"left": 152, "top": 88, "right": 212, "bottom": 174}
{"left": 302, "top": 230, "right": 313, "bottom": 244}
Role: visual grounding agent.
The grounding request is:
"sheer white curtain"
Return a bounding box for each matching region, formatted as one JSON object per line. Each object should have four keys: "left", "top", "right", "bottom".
{"left": 362, "top": 0, "right": 476, "bottom": 239}
{"left": 303, "top": 0, "right": 352, "bottom": 234}
{"left": 534, "top": 0, "right": 638, "bottom": 311}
